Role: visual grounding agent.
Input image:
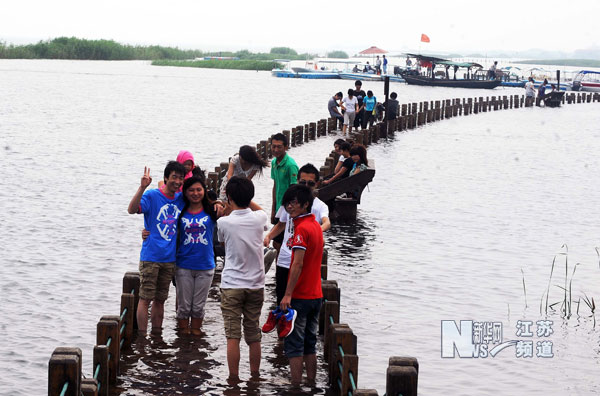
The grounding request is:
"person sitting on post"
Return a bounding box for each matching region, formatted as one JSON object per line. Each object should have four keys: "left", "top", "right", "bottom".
{"left": 321, "top": 142, "right": 353, "bottom": 185}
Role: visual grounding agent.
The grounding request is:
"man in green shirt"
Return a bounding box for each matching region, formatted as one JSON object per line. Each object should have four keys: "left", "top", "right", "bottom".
{"left": 270, "top": 133, "right": 298, "bottom": 248}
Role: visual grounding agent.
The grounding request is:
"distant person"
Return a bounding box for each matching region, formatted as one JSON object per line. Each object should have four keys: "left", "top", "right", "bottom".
{"left": 382, "top": 55, "right": 388, "bottom": 74}
{"left": 127, "top": 161, "right": 186, "bottom": 334}
{"left": 328, "top": 92, "right": 344, "bottom": 123}
{"left": 219, "top": 145, "right": 268, "bottom": 201}
{"left": 278, "top": 184, "right": 324, "bottom": 388}
{"left": 321, "top": 142, "right": 353, "bottom": 185}
{"left": 217, "top": 177, "right": 268, "bottom": 381}
{"left": 538, "top": 78, "right": 549, "bottom": 106}
{"left": 406, "top": 56, "right": 412, "bottom": 67}
{"left": 340, "top": 89, "right": 358, "bottom": 136}
{"left": 375, "top": 55, "right": 382, "bottom": 74}
{"left": 525, "top": 77, "right": 536, "bottom": 106}
{"left": 361, "top": 90, "right": 377, "bottom": 129}
{"left": 550, "top": 84, "right": 558, "bottom": 93}
{"left": 270, "top": 133, "right": 298, "bottom": 250}
{"left": 263, "top": 163, "right": 330, "bottom": 305}
{"left": 352, "top": 64, "right": 359, "bottom": 73}
{"left": 385, "top": 92, "right": 399, "bottom": 120}
{"left": 488, "top": 61, "right": 498, "bottom": 80}
{"left": 353, "top": 80, "right": 366, "bottom": 130}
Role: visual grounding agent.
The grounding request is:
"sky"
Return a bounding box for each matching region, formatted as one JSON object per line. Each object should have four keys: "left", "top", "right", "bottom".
{"left": 2, "top": 0, "right": 599, "bottom": 56}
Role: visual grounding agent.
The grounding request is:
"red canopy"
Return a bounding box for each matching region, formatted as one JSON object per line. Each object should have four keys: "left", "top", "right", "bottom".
{"left": 358, "top": 46, "right": 388, "bottom": 55}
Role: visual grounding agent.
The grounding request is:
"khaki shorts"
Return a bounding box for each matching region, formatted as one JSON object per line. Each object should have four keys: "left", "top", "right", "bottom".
{"left": 139, "top": 261, "right": 174, "bottom": 301}
{"left": 220, "top": 288, "right": 264, "bottom": 344}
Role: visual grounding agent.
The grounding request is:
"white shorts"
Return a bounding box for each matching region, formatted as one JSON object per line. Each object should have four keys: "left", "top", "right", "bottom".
{"left": 343, "top": 112, "right": 356, "bottom": 126}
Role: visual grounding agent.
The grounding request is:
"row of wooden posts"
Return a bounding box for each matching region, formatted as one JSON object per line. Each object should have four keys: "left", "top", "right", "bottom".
{"left": 319, "top": 250, "right": 419, "bottom": 396}
{"left": 48, "top": 272, "right": 140, "bottom": 396}
{"left": 205, "top": 91, "right": 599, "bottom": 191}
{"left": 315, "top": 91, "right": 600, "bottom": 178}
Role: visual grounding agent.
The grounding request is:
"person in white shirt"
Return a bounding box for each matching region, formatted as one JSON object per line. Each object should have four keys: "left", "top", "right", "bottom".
{"left": 525, "top": 77, "right": 536, "bottom": 106}
{"left": 341, "top": 89, "right": 359, "bottom": 136}
{"left": 264, "top": 163, "right": 330, "bottom": 305}
{"left": 217, "top": 176, "right": 268, "bottom": 381}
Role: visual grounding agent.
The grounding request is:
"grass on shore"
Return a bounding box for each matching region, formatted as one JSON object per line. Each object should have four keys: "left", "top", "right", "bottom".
{"left": 515, "top": 59, "right": 600, "bottom": 68}
{"left": 151, "top": 59, "right": 282, "bottom": 71}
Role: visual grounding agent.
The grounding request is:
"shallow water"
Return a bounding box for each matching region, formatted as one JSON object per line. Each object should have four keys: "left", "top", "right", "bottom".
{"left": 1, "top": 60, "right": 600, "bottom": 395}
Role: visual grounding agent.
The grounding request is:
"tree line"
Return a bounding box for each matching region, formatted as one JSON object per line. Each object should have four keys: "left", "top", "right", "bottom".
{"left": 0, "top": 37, "right": 321, "bottom": 61}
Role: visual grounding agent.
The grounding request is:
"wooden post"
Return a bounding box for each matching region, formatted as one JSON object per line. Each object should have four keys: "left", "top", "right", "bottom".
{"left": 401, "top": 104, "right": 407, "bottom": 116}
{"left": 48, "top": 348, "right": 81, "bottom": 396}
{"left": 354, "top": 390, "right": 379, "bottom": 395}
{"left": 330, "top": 326, "right": 356, "bottom": 390}
{"left": 322, "top": 301, "right": 340, "bottom": 362}
{"left": 93, "top": 345, "right": 109, "bottom": 396}
{"left": 320, "top": 280, "right": 340, "bottom": 335}
{"left": 97, "top": 317, "right": 119, "bottom": 385}
{"left": 122, "top": 272, "right": 139, "bottom": 330}
{"left": 386, "top": 356, "right": 419, "bottom": 396}
{"left": 120, "top": 293, "right": 135, "bottom": 349}
{"left": 81, "top": 379, "right": 98, "bottom": 396}
{"left": 340, "top": 354, "right": 359, "bottom": 395}
{"left": 282, "top": 130, "right": 290, "bottom": 146}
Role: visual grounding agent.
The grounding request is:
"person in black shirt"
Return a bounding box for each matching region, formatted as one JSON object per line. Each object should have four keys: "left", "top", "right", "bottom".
{"left": 353, "top": 80, "right": 367, "bottom": 130}
{"left": 321, "top": 142, "right": 354, "bottom": 185}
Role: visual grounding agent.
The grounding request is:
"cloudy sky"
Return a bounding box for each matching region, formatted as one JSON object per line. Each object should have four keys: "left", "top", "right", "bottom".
{"left": 2, "top": 0, "right": 598, "bottom": 55}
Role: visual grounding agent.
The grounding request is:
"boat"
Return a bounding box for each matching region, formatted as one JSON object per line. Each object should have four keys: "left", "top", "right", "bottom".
{"left": 571, "top": 70, "right": 600, "bottom": 92}
{"left": 272, "top": 59, "right": 342, "bottom": 79}
{"left": 402, "top": 54, "right": 501, "bottom": 89}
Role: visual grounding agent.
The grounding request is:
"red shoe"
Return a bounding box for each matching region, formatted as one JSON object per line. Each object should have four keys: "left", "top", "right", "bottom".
{"left": 277, "top": 308, "right": 297, "bottom": 338}
{"left": 262, "top": 307, "right": 283, "bottom": 333}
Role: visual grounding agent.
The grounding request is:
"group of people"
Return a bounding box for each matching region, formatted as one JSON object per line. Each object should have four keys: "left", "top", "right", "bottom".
{"left": 127, "top": 134, "right": 367, "bottom": 387}
{"left": 328, "top": 80, "right": 400, "bottom": 135}
{"left": 351, "top": 54, "right": 389, "bottom": 75}
{"left": 525, "top": 77, "right": 558, "bottom": 105}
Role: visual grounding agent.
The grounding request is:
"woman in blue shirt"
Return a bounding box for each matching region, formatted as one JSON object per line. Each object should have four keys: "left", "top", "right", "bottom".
{"left": 175, "top": 176, "right": 220, "bottom": 335}
{"left": 361, "top": 90, "right": 377, "bottom": 129}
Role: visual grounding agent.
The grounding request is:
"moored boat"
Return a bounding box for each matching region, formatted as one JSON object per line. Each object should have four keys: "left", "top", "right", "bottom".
{"left": 572, "top": 70, "right": 600, "bottom": 92}
{"left": 402, "top": 54, "right": 501, "bottom": 89}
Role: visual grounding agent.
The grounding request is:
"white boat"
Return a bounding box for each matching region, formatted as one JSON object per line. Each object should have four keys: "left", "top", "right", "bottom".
{"left": 572, "top": 70, "right": 600, "bottom": 92}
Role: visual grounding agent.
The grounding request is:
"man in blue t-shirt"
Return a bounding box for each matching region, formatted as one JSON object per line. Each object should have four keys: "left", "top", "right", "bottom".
{"left": 128, "top": 161, "right": 186, "bottom": 334}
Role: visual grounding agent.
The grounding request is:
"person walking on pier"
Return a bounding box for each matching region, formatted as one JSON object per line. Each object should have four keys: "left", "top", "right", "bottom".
{"left": 341, "top": 89, "right": 358, "bottom": 136}
{"left": 264, "top": 164, "right": 330, "bottom": 306}
{"left": 525, "top": 76, "right": 536, "bottom": 106}
{"left": 279, "top": 184, "right": 324, "bottom": 387}
{"left": 361, "top": 90, "right": 377, "bottom": 129}
{"left": 270, "top": 133, "right": 299, "bottom": 251}
{"left": 127, "top": 161, "right": 186, "bottom": 334}
{"left": 217, "top": 177, "right": 268, "bottom": 380}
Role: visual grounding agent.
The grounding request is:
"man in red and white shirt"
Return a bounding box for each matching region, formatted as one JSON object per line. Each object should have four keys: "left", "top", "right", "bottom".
{"left": 279, "top": 184, "right": 324, "bottom": 387}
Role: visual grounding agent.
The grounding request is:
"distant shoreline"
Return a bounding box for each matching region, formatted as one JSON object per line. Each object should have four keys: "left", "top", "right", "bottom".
{"left": 151, "top": 59, "right": 283, "bottom": 71}
{"left": 515, "top": 59, "right": 600, "bottom": 67}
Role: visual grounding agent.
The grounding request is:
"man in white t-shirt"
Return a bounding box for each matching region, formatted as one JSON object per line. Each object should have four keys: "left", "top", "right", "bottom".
{"left": 217, "top": 176, "right": 268, "bottom": 381}
{"left": 525, "top": 77, "right": 536, "bottom": 106}
{"left": 264, "top": 163, "right": 330, "bottom": 305}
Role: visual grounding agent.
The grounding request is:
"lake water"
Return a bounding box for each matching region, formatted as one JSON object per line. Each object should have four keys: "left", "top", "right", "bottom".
{"left": 1, "top": 60, "right": 599, "bottom": 395}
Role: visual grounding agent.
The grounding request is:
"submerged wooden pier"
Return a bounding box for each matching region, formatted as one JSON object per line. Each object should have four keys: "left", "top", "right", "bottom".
{"left": 47, "top": 90, "right": 600, "bottom": 395}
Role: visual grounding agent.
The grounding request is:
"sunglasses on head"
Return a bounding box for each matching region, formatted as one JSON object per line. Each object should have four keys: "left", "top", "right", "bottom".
{"left": 298, "top": 180, "right": 316, "bottom": 187}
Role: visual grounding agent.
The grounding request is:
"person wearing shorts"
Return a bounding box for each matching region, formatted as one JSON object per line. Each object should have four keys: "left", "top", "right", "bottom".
{"left": 128, "top": 161, "right": 186, "bottom": 334}
{"left": 217, "top": 176, "right": 267, "bottom": 380}
{"left": 279, "top": 184, "right": 324, "bottom": 387}
{"left": 341, "top": 88, "right": 358, "bottom": 136}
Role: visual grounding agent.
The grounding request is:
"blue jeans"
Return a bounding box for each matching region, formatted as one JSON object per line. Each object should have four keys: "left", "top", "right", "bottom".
{"left": 284, "top": 298, "right": 322, "bottom": 358}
